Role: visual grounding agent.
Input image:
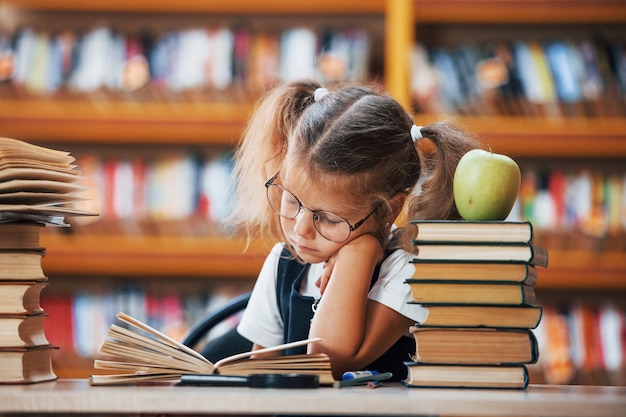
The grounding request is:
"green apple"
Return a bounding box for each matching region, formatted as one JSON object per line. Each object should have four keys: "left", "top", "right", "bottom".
{"left": 453, "top": 148, "right": 521, "bottom": 221}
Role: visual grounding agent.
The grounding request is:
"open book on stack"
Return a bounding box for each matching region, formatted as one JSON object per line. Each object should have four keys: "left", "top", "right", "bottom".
{"left": 0, "top": 137, "right": 97, "bottom": 384}
{"left": 0, "top": 137, "right": 97, "bottom": 224}
{"left": 403, "top": 220, "right": 547, "bottom": 389}
{"left": 89, "top": 312, "right": 335, "bottom": 386}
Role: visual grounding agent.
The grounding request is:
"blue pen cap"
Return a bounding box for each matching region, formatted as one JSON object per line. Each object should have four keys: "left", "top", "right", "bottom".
{"left": 341, "top": 370, "right": 379, "bottom": 380}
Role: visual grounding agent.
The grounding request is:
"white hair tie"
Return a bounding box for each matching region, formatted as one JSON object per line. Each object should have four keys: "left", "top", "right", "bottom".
{"left": 314, "top": 87, "right": 330, "bottom": 102}
{"left": 411, "top": 125, "right": 423, "bottom": 143}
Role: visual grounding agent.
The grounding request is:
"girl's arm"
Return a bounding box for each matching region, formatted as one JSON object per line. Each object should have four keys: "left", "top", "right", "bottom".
{"left": 251, "top": 342, "right": 270, "bottom": 357}
{"left": 307, "top": 234, "right": 413, "bottom": 378}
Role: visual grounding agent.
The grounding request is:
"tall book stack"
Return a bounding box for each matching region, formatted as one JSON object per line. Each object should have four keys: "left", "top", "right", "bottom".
{"left": 403, "top": 220, "right": 548, "bottom": 389}
{"left": 0, "top": 137, "right": 96, "bottom": 384}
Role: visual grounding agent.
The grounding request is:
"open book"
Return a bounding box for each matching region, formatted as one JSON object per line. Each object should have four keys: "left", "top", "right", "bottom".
{"left": 0, "top": 137, "right": 98, "bottom": 224}
{"left": 89, "top": 312, "right": 334, "bottom": 385}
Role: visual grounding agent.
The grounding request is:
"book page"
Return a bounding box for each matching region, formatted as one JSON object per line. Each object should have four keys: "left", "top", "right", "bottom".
{"left": 215, "top": 337, "right": 323, "bottom": 368}
{"left": 116, "top": 312, "right": 210, "bottom": 365}
{"left": 0, "top": 137, "right": 74, "bottom": 163}
{"left": 0, "top": 192, "right": 86, "bottom": 205}
{"left": 0, "top": 167, "right": 80, "bottom": 182}
{"left": 116, "top": 313, "right": 322, "bottom": 368}
{"left": 0, "top": 204, "right": 98, "bottom": 216}
{"left": 105, "top": 324, "right": 213, "bottom": 369}
{"left": 0, "top": 179, "right": 86, "bottom": 193}
{"left": 105, "top": 313, "right": 323, "bottom": 377}
{"left": 0, "top": 161, "right": 78, "bottom": 174}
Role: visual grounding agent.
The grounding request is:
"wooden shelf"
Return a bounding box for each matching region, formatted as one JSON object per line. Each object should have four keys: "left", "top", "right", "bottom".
{"left": 417, "top": 116, "right": 626, "bottom": 158}
{"left": 4, "top": 0, "right": 385, "bottom": 14}
{"left": 412, "top": 0, "right": 626, "bottom": 23}
{"left": 0, "top": 99, "right": 250, "bottom": 145}
{"left": 534, "top": 250, "right": 626, "bottom": 291}
{"left": 40, "top": 233, "right": 268, "bottom": 278}
{"left": 2, "top": 99, "right": 625, "bottom": 157}
{"left": 11, "top": 0, "right": 625, "bottom": 20}
{"left": 39, "top": 233, "right": 626, "bottom": 290}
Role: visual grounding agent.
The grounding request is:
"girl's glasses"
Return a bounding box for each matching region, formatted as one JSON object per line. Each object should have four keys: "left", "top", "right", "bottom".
{"left": 265, "top": 172, "right": 376, "bottom": 243}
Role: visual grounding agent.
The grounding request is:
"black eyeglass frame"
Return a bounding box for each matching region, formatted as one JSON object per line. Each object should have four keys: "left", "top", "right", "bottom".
{"left": 264, "top": 172, "right": 379, "bottom": 243}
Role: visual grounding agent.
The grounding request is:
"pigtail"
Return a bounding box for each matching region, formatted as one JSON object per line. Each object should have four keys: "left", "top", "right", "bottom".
{"left": 390, "top": 122, "right": 481, "bottom": 253}
{"left": 228, "top": 79, "right": 321, "bottom": 243}
{"left": 407, "top": 122, "right": 482, "bottom": 221}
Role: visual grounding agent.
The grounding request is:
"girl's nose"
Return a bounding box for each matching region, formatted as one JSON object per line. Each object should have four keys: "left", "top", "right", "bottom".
{"left": 293, "top": 209, "right": 317, "bottom": 238}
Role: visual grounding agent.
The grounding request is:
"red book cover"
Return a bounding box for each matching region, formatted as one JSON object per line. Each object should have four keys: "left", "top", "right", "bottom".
{"left": 40, "top": 292, "right": 74, "bottom": 352}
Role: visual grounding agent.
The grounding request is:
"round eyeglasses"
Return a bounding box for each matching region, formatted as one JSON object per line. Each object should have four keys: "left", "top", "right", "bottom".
{"left": 265, "top": 172, "right": 377, "bottom": 243}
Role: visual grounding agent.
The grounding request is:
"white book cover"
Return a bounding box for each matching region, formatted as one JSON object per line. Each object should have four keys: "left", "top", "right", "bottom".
{"left": 280, "top": 28, "right": 317, "bottom": 82}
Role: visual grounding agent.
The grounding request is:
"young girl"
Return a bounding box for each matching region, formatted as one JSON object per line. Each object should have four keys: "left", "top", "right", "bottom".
{"left": 229, "top": 79, "right": 481, "bottom": 381}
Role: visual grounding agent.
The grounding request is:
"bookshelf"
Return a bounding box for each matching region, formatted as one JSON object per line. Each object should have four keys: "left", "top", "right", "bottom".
{"left": 385, "top": 0, "right": 626, "bottom": 287}
{"left": 1, "top": 0, "right": 625, "bottom": 381}
{"left": 390, "top": 1, "right": 626, "bottom": 387}
{"left": 0, "top": 0, "right": 388, "bottom": 283}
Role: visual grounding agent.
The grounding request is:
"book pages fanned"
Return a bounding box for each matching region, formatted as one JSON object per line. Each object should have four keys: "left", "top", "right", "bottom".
{"left": 0, "top": 138, "right": 98, "bottom": 225}
{"left": 89, "top": 312, "right": 332, "bottom": 385}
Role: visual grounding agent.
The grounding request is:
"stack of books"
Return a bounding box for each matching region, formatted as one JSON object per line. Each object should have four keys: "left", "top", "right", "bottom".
{"left": 403, "top": 220, "right": 548, "bottom": 389}
{"left": 0, "top": 137, "right": 96, "bottom": 383}
{"left": 0, "top": 221, "right": 56, "bottom": 384}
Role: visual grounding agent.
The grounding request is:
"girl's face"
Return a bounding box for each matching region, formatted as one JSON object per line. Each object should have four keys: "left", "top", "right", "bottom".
{"left": 277, "top": 169, "right": 377, "bottom": 264}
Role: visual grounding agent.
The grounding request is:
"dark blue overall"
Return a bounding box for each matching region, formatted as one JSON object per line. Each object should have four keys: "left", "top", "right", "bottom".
{"left": 275, "top": 246, "right": 415, "bottom": 381}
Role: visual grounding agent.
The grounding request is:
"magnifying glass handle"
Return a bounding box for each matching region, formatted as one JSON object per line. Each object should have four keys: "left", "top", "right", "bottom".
{"left": 178, "top": 374, "right": 249, "bottom": 386}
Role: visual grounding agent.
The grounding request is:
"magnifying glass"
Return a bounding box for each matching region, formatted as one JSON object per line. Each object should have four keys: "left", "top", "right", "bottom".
{"left": 178, "top": 373, "right": 320, "bottom": 388}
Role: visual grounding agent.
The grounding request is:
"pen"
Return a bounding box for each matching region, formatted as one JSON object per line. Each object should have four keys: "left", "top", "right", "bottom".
{"left": 333, "top": 371, "right": 393, "bottom": 388}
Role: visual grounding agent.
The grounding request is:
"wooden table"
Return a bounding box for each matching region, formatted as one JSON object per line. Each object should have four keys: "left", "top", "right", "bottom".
{"left": 0, "top": 379, "right": 624, "bottom": 416}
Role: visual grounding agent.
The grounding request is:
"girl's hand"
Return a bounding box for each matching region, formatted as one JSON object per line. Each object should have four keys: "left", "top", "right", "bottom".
{"left": 315, "top": 259, "right": 334, "bottom": 296}
{"left": 315, "top": 233, "right": 383, "bottom": 296}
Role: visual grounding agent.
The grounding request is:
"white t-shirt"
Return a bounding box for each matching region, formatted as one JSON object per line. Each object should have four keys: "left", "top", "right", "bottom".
{"left": 237, "top": 242, "right": 427, "bottom": 348}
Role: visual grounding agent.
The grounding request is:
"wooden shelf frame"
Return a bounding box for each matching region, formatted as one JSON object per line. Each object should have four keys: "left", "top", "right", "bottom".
{"left": 2, "top": 99, "right": 625, "bottom": 157}
{"left": 534, "top": 249, "right": 626, "bottom": 291}
{"left": 40, "top": 233, "right": 268, "bottom": 278}
{"left": 0, "top": 100, "right": 250, "bottom": 145}
{"left": 3, "top": 0, "right": 386, "bottom": 14}
{"left": 412, "top": 0, "right": 626, "bottom": 24}
{"left": 39, "top": 233, "right": 626, "bottom": 291}
{"left": 19, "top": 0, "right": 621, "bottom": 22}
{"left": 416, "top": 116, "right": 626, "bottom": 158}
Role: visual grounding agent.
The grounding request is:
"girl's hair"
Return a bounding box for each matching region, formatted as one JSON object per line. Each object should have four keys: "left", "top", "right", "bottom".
{"left": 229, "top": 79, "right": 482, "bottom": 252}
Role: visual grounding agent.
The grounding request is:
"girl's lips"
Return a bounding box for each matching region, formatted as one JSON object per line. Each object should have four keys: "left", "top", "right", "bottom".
{"left": 294, "top": 242, "right": 314, "bottom": 254}
{"left": 291, "top": 240, "right": 318, "bottom": 257}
